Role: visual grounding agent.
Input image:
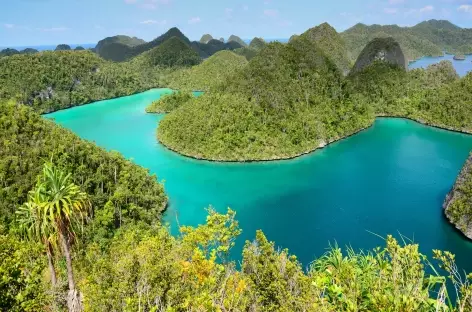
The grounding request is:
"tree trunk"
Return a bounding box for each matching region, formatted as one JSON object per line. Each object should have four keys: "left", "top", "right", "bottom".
{"left": 46, "top": 244, "right": 57, "bottom": 287}
{"left": 60, "top": 232, "right": 82, "bottom": 312}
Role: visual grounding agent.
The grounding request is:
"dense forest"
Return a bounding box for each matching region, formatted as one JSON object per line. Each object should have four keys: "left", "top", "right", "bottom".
{"left": 1, "top": 19, "right": 472, "bottom": 311}
{"left": 157, "top": 33, "right": 472, "bottom": 161}
{"left": 168, "top": 50, "right": 248, "bottom": 91}
{"left": 341, "top": 19, "right": 472, "bottom": 62}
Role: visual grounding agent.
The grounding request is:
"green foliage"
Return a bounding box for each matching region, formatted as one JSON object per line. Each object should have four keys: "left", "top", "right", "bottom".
{"left": 200, "top": 34, "right": 213, "bottom": 44}
{"left": 0, "top": 48, "right": 20, "bottom": 58}
{"left": 249, "top": 37, "right": 266, "bottom": 50}
{"left": 444, "top": 153, "right": 472, "bottom": 239}
{"left": 96, "top": 27, "right": 192, "bottom": 62}
{"left": 0, "top": 50, "right": 164, "bottom": 113}
{"left": 0, "top": 101, "right": 167, "bottom": 240}
{"left": 168, "top": 50, "right": 248, "bottom": 91}
{"left": 228, "top": 35, "right": 247, "bottom": 47}
{"left": 301, "top": 22, "right": 352, "bottom": 74}
{"left": 145, "top": 91, "right": 194, "bottom": 113}
{"left": 343, "top": 20, "right": 472, "bottom": 62}
{"left": 342, "top": 22, "right": 444, "bottom": 62}
{"left": 352, "top": 37, "right": 407, "bottom": 73}
{"left": 158, "top": 37, "right": 373, "bottom": 161}
{"left": 0, "top": 234, "right": 50, "bottom": 311}
{"left": 233, "top": 47, "right": 259, "bottom": 61}
{"left": 138, "top": 37, "right": 201, "bottom": 68}
{"left": 62, "top": 209, "right": 472, "bottom": 311}
{"left": 95, "top": 35, "right": 145, "bottom": 61}
{"left": 55, "top": 44, "right": 71, "bottom": 51}
{"left": 348, "top": 61, "right": 472, "bottom": 132}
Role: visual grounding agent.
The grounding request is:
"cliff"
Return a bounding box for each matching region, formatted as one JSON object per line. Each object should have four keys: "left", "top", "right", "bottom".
{"left": 443, "top": 153, "right": 472, "bottom": 240}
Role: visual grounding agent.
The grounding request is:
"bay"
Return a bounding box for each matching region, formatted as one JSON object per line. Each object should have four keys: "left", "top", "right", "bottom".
{"left": 46, "top": 89, "right": 472, "bottom": 270}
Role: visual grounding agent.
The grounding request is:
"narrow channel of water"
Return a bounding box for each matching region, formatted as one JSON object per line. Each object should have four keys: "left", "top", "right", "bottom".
{"left": 46, "top": 89, "right": 472, "bottom": 270}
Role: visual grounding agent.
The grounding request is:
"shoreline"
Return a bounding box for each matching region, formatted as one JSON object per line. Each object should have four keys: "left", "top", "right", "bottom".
{"left": 157, "top": 115, "right": 472, "bottom": 164}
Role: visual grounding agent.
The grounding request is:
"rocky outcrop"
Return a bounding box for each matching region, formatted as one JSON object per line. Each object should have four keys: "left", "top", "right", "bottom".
{"left": 453, "top": 54, "right": 466, "bottom": 60}
{"left": 443, "top": 153, "right": 472, "bottom": 240}
{"left": 352, "top": 37, "right": 407, "bottom": 73}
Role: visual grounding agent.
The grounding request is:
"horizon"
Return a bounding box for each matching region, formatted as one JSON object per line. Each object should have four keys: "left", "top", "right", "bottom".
{"left": 2, "top": 0, "right": 472, "bottom": 47}
{"left": 0, "top": 18, "right": 468, "bottom": 50}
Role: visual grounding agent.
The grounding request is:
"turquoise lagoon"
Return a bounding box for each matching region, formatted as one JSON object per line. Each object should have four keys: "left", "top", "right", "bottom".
{"left": 46, "top": 89, "right": 472, "bottom": 270}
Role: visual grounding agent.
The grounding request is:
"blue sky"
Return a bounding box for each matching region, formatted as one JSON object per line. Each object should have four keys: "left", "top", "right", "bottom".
{"left": 1, "top": 0, "right": 472, "bottom": 47}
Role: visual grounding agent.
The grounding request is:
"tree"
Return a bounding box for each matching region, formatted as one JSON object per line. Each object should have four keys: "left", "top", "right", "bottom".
{"left": 19, "top": 163, "right": 90, "bottom": 312}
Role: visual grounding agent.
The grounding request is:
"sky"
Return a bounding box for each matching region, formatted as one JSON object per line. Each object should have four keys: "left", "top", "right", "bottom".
{"left": 1, "top": 0, "right": 472, "bottom": 47}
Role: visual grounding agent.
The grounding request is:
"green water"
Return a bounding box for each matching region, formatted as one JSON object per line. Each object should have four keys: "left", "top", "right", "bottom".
{"left": 46, "top": 89, "right": 472, "bottom": 270}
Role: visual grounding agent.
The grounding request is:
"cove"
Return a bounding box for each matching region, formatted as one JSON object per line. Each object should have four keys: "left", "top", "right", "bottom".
{"left": 46, "top": 89, "right": 472, "bottom": 270}
{"left": 408, "top": 53, "right": 472, "bottom": 77}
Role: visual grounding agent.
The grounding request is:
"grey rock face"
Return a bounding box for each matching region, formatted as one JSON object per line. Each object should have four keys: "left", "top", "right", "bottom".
{"left": 352, "top": 37, "right": 407, "bottom": 73}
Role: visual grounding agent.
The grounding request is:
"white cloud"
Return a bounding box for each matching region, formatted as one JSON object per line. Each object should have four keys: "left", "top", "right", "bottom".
{"left": 4, "top": 23, "right": 14, "bottom": 29}
{"left": 264, "top": 9, "right": 279, "bottom": 17}
{"left": 419, "top": 5, "right": 434, "bottom": 13}
{"left": 37, "top": 27, "right": 69, "bottom": 32}
{"left": 384, "top": 8, "right": 398, "bottom": 14}
{"left": 188, "top": 17, "right": 201, "bottom": 24}
{"left": 458, "top": 4, "right": 472, "bottom": 12}
{"left": 140, "top": 19, "right": 167, "bottom": 25}
{"left": 125, "top": 0, "right": 170, "bottom": 10}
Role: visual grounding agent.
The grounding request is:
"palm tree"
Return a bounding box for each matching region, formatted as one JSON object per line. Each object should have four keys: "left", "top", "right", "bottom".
{"left": 17, "top": 192, "right": 58, "bottom": 287}
{"left": 18, "top": 163, "right": 90, "bottom": 312}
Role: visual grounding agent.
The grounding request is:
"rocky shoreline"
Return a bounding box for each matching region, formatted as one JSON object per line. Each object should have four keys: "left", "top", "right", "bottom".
{"left": 443, "top": 153, "right": 472, "bottom": 240}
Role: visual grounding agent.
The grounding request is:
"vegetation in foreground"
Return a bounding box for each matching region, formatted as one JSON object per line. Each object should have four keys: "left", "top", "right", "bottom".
{"left": 3, "top": 175, "right": 472, "bottom": 311}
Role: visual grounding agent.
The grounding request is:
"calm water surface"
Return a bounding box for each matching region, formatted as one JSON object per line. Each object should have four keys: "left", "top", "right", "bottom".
{"left": 409, "top": 53, "right": 472, "bottom": 77}
{"left": 46, "top": 89, "right": 472, "bottom": 270}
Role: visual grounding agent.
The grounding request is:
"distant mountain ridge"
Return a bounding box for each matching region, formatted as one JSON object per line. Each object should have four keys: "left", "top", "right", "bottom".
{"left": 96, "top": 27, "right": 244, "bottom": 62}
{"left": 341, "top": 19, "right": 472, "bottom": 61}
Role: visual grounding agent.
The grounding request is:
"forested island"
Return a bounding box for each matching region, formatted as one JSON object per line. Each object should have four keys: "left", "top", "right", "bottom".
{"left": 1, "top": 18, "right": 472, "bottom": 311}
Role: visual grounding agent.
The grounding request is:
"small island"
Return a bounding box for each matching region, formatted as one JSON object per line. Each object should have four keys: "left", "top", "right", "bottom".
{"left": 453, "top": 54, "right": 466, "bottom": 60}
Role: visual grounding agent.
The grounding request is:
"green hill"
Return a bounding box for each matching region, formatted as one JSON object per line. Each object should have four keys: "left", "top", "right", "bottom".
{"left": 168, "top": 50, "right": 248, "bottom": 91}
{"left": 158, "top": 37, "right": 372, "bottom": 161}
{"left": 21, "top": 48, "right": 38, "bottom": 54}
{"left": 55, "top": 44, "right": 71, "bottom": 51}
{"left": 191, "top": 39, "right": 243, "bottom": 58}
{"left": 228, "top": 35, "right": 247, "bottom": 47}
{"left": 410, "top": 19, "right": 472, "bottom": 53}
{"left": 200, "top": 34, "right": 213, "bottom": 44}
{"left": 352, "top": 37, "right": 407, "bottom": 74}
{"left": 138, "top": 37, "right": 201, "bottom": 68}
{"left": 96, "top": 27, "right": 189, "bottom": 62}
{"left": 95, "top": 35, "right": 145, "bottom": 57}
{"left": 0, "top": 48, "right": 20, "bottom": 57}
{"left": 300, "top": 22, "right": 351, "bottom": 74}
{"left": 97, "top": 28, "right": 243, "bottom": 62}
{"left": 145, "top": 91, "right": 194, "bottom": 113}
{"left": 0, "top": 50, "right": 162, "bottom": 113}
{"left": 342, "top": 22, "right": 443, "bottom": 61}
{"left": 249, "top": 37, "right": 266, "bottom": 50}
{"left": 342, "top": 20, "right": 472, "bottom": 62}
